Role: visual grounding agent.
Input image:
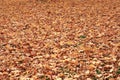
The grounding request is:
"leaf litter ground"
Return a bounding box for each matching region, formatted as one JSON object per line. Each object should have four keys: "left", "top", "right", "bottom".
{"left": 0, "top": 0, "right": 120, "bottom": 80}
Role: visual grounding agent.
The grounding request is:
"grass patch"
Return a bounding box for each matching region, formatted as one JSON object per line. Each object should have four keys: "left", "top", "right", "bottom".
{"left": 96, "top": 69, "right": 101, "bottom": 74}
{"left": 116, "top": 67, "right": 120, "bottom": 74}
{"left": 78, "top": 35, "right": 86, "bottom": 39}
